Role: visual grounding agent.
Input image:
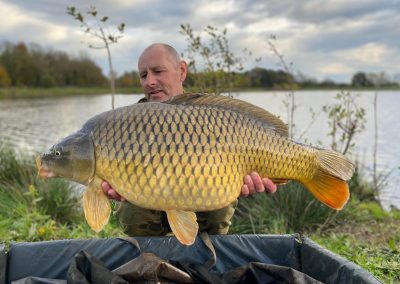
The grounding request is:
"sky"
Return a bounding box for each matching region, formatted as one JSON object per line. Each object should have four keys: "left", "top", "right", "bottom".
{"left": 0, "top": 0, "right": 399, "bottom": 83}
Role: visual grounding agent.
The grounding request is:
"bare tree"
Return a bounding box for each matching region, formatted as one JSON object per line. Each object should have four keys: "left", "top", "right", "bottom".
{"left": 180, "top": 24, "right": 259, "bottom": 95}
{"left": 373, "top": 92, "right": 379, "bottom": 196}
{"left": 322, "top": 91, "right": 366, "bottom": 155}
{"left": 67, "top": 6, "right": 125, "bottom": 109}
{"left": 267, "top": 35, "right": 297, "bottom": 138}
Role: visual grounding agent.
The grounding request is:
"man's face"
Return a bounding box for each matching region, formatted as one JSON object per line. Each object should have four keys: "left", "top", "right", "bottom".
{"left": 138, "top": 46, "right": 186, "bottom": 102}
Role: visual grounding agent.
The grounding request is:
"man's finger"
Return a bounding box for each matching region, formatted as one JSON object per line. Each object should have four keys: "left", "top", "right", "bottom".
{"left": 244, "top": 174, "right": 256, "bottom": 195}
{"left": 250, "top": 172, "right": 264, "bottom": 193}
{"left": 241, "top": 184, "right": 250, "bottom": 197}
{"left": 108, "top": 190, "right": 120, "bottom": 200}
{"left": 101, "top": 181, "right": 111, "bottom": 193}
{"left": 101, "top": 181, "right": 124, "bottom": 201}
{"left": 110, "top": 190, "right": 125, "bottom": 202}
{"left": 262, "top": 178, "right": 277, "bottom": 194}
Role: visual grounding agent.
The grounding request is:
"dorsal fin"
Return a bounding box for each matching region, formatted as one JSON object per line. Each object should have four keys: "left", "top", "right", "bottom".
{"left": 167, "top": 93, "right": 289, "bottom": 137}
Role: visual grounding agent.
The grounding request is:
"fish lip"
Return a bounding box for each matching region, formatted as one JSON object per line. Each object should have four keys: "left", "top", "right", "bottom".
{"left": 36, "top": 156, "right": 55, "bottom": 178}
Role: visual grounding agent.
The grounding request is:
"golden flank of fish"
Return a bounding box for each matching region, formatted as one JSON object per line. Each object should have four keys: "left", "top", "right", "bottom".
{"left": 36, "top": 94, "right": 355, "bottom": 245}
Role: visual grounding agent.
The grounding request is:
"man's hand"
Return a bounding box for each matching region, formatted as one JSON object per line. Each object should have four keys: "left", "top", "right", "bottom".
{"left": 102, "top": 172, "right": 277, "bottom": 201}
{"left": 101, "top": 181, "right": 125, "bottom": 202}
{"left": 241, "top": 172, "right": 277, "bottom": 197}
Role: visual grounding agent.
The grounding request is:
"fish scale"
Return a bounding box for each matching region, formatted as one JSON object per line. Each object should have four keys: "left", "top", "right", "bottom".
{"left": 109, "top": 109, "right": 217, "bottom": 207}
{"left": 37, "top": 93, "right": 354, "bottom": 245}
{"left": 95, "top": 104, "right": 243, "bottom": 210}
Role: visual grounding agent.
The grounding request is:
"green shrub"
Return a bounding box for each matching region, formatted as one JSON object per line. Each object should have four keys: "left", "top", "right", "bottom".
{"left": 0, "top": 142, "right": 82, "bottom": 224}
{"left": 231, "top": 181, "right": 337, "bottom": 234}
{"left": 0, "top": 141, "right": 124, "bottom": 242}
{"left": 35, "top": 180, "right": 82, "bottom": 225}
{"left": 348, "top": 165, "right": 376, "bottom": 202}
{"left": 390, "top": 207, "right": 400, "bottom": 220}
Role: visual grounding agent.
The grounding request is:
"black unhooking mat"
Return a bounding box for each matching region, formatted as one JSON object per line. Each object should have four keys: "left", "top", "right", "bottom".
{"left": 0, "top": 234, "right": 381, "bottom": 284}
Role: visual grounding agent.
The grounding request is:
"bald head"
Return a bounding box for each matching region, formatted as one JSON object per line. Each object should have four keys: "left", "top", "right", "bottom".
{"left": 139, "top": 43, "right": 181, "bottom": 68}
{"left": 138, "top": 43, "right": 187, "bottom": 102}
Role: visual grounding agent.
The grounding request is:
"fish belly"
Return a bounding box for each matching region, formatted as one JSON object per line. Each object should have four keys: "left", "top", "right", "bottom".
{"left": 92, "top": 103, "right": 315, "bottom": 211}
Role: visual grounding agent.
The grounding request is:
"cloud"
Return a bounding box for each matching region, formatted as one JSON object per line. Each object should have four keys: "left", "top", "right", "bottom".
{"left": 0, "top": 2, "right": 76, "bottom": 46}
{"left": 336, "top": 43, "right": 391, "bottom": 65}
{"left": 262, "top": 0, "right": 398, "bottom": 24}
{"left": 0, "top": 0, "right": 398, "bottom": 82}
{"left": 319, "top": 63, "right": 355, "bottom": 76}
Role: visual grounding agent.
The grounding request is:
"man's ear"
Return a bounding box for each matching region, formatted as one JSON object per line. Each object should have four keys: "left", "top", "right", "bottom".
{"left": 179, "top": 60, "right": 188, "bottom": 82}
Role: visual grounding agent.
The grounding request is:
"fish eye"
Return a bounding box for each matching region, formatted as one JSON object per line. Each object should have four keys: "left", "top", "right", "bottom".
{"left": 55, "top": 150, "right": 61, "bottom": 156}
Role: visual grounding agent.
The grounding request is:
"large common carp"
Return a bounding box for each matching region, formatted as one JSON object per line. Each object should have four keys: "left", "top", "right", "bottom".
{"left": 36, "top": 94, "right": 354, "bottom": 245}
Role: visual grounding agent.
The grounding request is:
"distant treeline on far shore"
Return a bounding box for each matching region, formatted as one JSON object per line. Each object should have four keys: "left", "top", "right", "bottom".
{"left": 0, "top": 42, "right": 399, "bottom": 91}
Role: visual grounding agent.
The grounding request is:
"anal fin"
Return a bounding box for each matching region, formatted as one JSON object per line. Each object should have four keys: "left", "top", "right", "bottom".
{"left": 166, "top": 210, "right": 198, "bottom": 246}
{"left": 83, "top": 177, "right": 111, "bottom": 232}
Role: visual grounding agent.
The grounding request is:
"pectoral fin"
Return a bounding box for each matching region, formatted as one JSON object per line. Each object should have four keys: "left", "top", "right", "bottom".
{"left": 82, "top": 178, "right": 111, "bottom": 232}
{"left": 166, "top": 210, "right": 198, "bottom": 246}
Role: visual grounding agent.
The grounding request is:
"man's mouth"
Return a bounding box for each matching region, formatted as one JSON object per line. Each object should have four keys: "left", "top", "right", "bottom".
{"left": 148, "top": 90, "right": 163, "bottom": 96}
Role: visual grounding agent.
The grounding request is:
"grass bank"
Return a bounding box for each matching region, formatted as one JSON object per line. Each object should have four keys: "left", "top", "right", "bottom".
{"left": 310, "top": 212, "right": 400, "bottom": 283}
{"left": 2, "top": 86, "right": 399, "bottom": 100}
{"left": 0, "top": 141, "right": 398, "bottom": 282}
{"left": 0, "top": 86, "right": 142, "bottom": 99}
{"left": 231, "top": 187, "right": 400, "bottom": 283}
{"left": 0, "top": 141, "right": 123, "bottom": 244}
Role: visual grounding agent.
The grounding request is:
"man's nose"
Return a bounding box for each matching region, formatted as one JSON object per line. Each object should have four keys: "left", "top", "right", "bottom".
{"left": 145, "top": 73, "right": 157, "bottom": 86}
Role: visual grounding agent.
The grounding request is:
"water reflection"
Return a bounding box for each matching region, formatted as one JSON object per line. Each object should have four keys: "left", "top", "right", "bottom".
{"left": 0, "top": 91, "right": 398, "bottom": 208}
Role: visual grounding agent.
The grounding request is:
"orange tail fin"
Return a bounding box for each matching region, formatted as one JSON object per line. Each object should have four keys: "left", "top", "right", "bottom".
{"left": 303, "top": 169, "right": 350, "bottom": 210}
{"left": 303, "top": 149, "right": 354, "bottom": 210}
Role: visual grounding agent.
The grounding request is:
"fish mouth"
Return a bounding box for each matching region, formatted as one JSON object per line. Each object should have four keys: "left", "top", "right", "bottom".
{"left": 35, "top": 156, "right": 56, "bottom": 178}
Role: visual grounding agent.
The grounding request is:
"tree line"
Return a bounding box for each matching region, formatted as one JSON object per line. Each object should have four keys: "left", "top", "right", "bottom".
{"left": 0, "top": 42, "right": 107, "bottom": 87}
{"left": 0, "top": 41, "right": 297, "bottom": 90}
{"left": 0, "top": 41, "right": 398, "bottom": 90}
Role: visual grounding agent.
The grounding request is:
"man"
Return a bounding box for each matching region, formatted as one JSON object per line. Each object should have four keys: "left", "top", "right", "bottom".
{"left": 102, "top": 43, "right": 277, "bottom": 236}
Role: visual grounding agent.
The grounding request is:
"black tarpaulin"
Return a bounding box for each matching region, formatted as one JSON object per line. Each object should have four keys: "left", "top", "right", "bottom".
{"left": 0, "top": 234, "right": 381, "bottom": 284}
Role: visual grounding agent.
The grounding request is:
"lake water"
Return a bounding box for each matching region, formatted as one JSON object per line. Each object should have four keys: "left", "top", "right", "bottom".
{"left": 0, "top": 90, "right": 399, "bottom": 209}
